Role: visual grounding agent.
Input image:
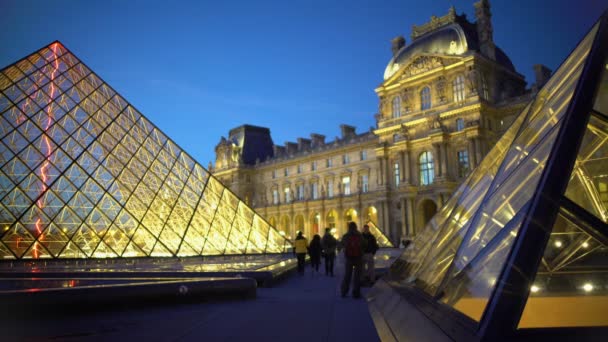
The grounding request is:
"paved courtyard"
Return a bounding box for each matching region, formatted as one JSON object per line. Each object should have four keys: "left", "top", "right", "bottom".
{"left": 3, "top": 256, "right": 380, "bottom": 342}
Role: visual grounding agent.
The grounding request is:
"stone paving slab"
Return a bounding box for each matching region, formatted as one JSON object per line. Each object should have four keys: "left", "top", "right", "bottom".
{"left": 2, "top": 255, "right": 380, "bottom": 342}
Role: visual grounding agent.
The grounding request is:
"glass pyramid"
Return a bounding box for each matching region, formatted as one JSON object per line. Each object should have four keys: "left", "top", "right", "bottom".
{"left": 372, "top": 12, "right": 608, "bottom": 339}
{"left": 0, "top": 41, "right": 290, "bottom": 260}
{"left": 367, "top": 220, "right": 394, "bottom": 248}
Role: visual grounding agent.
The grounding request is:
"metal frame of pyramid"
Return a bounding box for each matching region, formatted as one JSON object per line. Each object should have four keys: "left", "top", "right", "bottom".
{"left": 0, "top": 41, "right": 291, "bottom": 260}
{"left": 369, "top": 11, "right": 608, "bottom": 340}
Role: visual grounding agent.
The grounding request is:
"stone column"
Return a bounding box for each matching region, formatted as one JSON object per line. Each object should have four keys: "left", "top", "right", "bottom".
{"left": 399, "top": 151, "right": 406, "bottom": 183}
{"left": 433, "top": 143, "right": 442, "bottom": 178}
{"left": 475, "top": 138, "right": 483, "bottom": 166}
{"left": 406, "top": 198, "right": 416, "bottom": 236}
{"left": 377, "top": 157, "right": 384, "bottom": 185}
{"left": 441, "top": 142, "right": 448, "bottom": 180}
{"left": 468, "top": 138, "right": 477, "bottom": 169}
{"left": 384, "top": 156, "right": 391, "bottom": 187}
{"left": 404, "top": 150, "right": 411, "bottom": 184}
{"left": 400, "top": 197, "right": 408, "bottom": 238}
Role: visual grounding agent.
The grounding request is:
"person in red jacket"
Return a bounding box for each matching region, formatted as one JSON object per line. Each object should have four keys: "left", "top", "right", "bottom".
{"left": 340, "top": 222, "right": 366, "bottom": 298}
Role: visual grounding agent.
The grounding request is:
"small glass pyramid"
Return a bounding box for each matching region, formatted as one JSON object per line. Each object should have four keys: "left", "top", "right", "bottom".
{"left": 374, "top": 12, "right": 608, "bottom": 338}
{"left": 0, "top": 42, "right": 290, "bottom": 259}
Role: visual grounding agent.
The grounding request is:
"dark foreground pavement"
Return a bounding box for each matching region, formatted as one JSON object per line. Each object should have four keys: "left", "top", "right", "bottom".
{"left": 2, "top": 256, "right": 380, "bottom": 342}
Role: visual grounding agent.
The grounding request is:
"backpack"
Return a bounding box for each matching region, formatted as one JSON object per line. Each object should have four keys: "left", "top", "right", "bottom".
{"left": 344, "top": 234, "right": 362, "bottom": 257}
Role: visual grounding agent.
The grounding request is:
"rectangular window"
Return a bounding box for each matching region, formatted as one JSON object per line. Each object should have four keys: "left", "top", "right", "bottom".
{"left": 284, "top": 168, "right": 288, "bottom": 177}
{"left": 394, "top": 162, "right": 400, "bottom": 187}
{"left": 362, "top": 174, "right": 369, "bottom": 193}
{"left": 272, "top": 170, "right": 276, "bottom": 179}
{"left": 453, "top": 75, "right": 465, "bottom": 102}
{"left": 343, "top": 154, "right": 350, "bottom": 165}
{"left": 326, "top": 158, "right": 333, "bottom": 168}
{"left": 312, "top": 182, "right": 319, "bottom": 200}
{"left": 458, "top": 150, "right": 469, "bottom": 177}
{"left": 297, "top": 164, "right": 302, "bottom": 174}
{"left": 456, "top": 118, "right": 465, "bottom": 131}
{"left": 311, "top": 161, "right": 317, "bottom": 171}
{"left": 272, "top": 189, "right": 279, "bottom": 204}
{"left": 342, "top": 176, "right": 351, "bottom": 195}
{"left": 297, "top": 184, "right": 304, "bottom": 200}
{"left": 327, "top": 180, "right": 334, "bottom": 198}
{"left": 284, "top": 187, "right": 291, "bottom": 202}
{"left": 360, "top": 150, "right": 367, "bottom": 161}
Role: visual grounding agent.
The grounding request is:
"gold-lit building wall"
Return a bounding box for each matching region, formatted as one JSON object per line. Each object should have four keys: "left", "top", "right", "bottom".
{"left": 212, "top": 3, "right": 540, "bottom": 244}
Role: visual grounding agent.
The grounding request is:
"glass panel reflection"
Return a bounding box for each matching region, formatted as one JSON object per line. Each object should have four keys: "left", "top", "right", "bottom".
{"left": 518, "top": 209, "right": 608, "bottom": 328}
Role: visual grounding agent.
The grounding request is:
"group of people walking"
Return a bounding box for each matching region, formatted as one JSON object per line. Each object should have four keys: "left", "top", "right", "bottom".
{"left": 292, "top": 222, "right": 379, "bottom": 299}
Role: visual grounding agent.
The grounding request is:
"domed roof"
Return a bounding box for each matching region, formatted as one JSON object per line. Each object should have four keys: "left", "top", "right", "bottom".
{"left": 383, "top": 22, "right": 516, "bottom": 80}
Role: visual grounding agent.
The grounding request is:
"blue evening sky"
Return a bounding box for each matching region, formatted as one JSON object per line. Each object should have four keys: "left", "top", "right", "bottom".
{"left": 0, "top": 0, "right": 604, "bottom": 166}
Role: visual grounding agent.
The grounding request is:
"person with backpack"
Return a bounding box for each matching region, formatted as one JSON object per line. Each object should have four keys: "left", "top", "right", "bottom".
{"left": 340, "top": 222, "right": 367, "bottom": 298}
{"left": 361, "top": 224, "right": 379, "bottom": 285}
{"left": 308, "top": 234, "right": 322, "bottom": 273}
{"left": 293, "top": 231, "right": 308, "bottom": 275}
{"left": 321, "top": 228, "right": 338, "bottom": 276}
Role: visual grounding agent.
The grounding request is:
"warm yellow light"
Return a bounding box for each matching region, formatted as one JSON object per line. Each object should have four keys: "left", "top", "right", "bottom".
{"left": 554, "top": 240, "right": 562, "bottom": 248}
{"left": 370, "top": 207, "right": 377, "bottom": 214}
{"left": 3, "top": 226, "right": 8, "bottom": 231}
{"left": 583, "top": 283, "right": 594, "bottom": 292}
{"left": 582, "top": 241, "right": 589, "bottom": 248}
{"left": 279, "top": 231, "right": 285, "bottom": 236}
{"left": 530, "top": 285, "right": 540, "bottom": 293}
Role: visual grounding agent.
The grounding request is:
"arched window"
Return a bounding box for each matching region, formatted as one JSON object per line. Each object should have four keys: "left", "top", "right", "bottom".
{"left": 420, "top": 86, "right": 431, "bottom": 110}
{"left": 392, "top": 96, "right": 401, "bottom": 118}
{"left": 419, "top": 151, "right": 435, "bottom": 185}
{"left": 453, "top": 75, "right": 465, "bottom": 102}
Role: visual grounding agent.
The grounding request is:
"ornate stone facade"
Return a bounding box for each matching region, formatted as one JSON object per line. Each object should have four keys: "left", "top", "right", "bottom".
{"left": 211, "top": 1, "right": 543, "bottom": 244}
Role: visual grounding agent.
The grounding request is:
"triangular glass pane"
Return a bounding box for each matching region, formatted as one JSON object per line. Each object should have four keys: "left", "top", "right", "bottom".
{"left": 565, "top": 114, "right": 608, "bottom": 223}
{"left": 519, "top": 209, "right": 608, "bottom": 328}
{"left": 176, "top": 240, "right": 198, "bottom": 257}
{"left": 22, "top": 242, "right": 52, "bottom": 259}
{"left": 0, "top": 242, "right": 16, "bottom": 259}
{"left": 92, "top": 240, "right": 118, "bottom": 258}
{"left": 150, "top": 241, "right": 172, "bottom": 257}
{"left": 121, "top": 240, "right": 146, "bottom": 258}
{"left": 58, "top": 240, "right": 87, "bottom": 258}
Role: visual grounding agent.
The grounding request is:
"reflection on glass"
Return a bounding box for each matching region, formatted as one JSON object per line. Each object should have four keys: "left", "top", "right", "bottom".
{"left": 565, "top": 114, "right": 608, "bottom": 223}
{"left": 519, "top": 210, "right": 608, "bottom": 328}
{"left": 0, "top": 42, "right": 289, "bottom": 259}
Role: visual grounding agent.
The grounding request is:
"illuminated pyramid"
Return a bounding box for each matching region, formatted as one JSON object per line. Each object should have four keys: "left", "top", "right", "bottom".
{"left": 0, "top": 41, "right": 290, "bottom": 259}
{"left": 370, "top": 14, "right": 608, "bottom": 339}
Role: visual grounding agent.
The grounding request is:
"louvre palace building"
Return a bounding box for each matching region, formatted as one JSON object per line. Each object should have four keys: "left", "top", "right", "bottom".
{"left": 211, "top": 0, "right": 548, "bottom": 244}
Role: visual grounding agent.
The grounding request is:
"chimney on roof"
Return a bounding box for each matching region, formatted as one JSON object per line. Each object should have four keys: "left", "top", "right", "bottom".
{"left": 273, "top": 145, "right": 286, "bottom": 158}
{"left": 310, "top": 133, "right": 325, "bottom": 148}
{"left": 340, "top": 124, "right": 356, "bottom": 140}
{"left": 533, "top": 64, "right": 552, "bottom": 90}
{"left": 285, "top": 142, "right": 298, "bottom": 155}
{"left": 297, "top": 138, "right": 311, "bottom": 151}
{"left": 391, "top": 36, "right": 406, "bottom": 56}
{"left": 474, "top": 0, "right": 496, "bottom": 61}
